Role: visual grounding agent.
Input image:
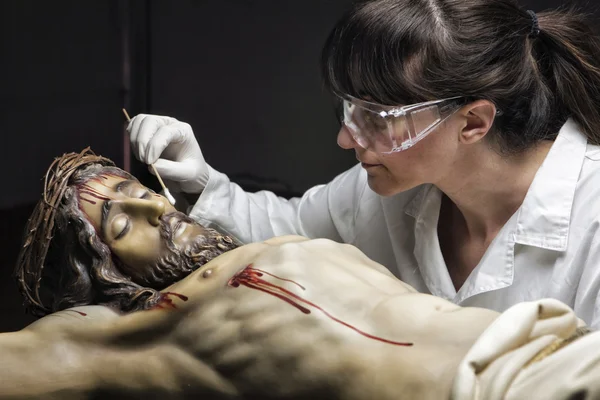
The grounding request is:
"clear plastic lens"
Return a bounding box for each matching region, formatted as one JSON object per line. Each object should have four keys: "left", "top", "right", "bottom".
{"left": 343, "top": 102, "right": 389, "bottom": 152}
{"left": 409, "top": 106, "right": 441, "bottom": 137}
{"left": 341, "top": 96, "right": 462, "bottom": 153}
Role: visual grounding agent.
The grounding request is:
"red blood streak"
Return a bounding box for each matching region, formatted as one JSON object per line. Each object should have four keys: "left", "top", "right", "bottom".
{"left": 251, "top": 268, "right": 306, "bottom": 290}
{"left": 151, "top": 292, "right": 189, "bottom": 310}
{"left": 76, "top": 173, "right": 130, "bottom": 205}
{"left": 164, "top": 292, "right": 189, "bottom": 301}
{"left": 64, "top": 310, "right": 87, "bottom": 317}
{"left": 228, "top": 265, "right": 413, "bottom": 347}
{"left": 76, "top": 173, "right": 143, "bottom": 205}
{"left": 77, "top": 183, "right": 111, "bottom": 205}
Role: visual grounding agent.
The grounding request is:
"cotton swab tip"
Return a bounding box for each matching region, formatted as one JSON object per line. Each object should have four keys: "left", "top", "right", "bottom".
{"left": 164, "top": 188, "right": 176, "bottom": 206}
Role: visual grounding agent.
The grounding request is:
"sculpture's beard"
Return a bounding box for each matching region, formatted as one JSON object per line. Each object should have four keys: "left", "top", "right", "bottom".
{"left": 131, "top": 212, "right": 239, "bottom": 288}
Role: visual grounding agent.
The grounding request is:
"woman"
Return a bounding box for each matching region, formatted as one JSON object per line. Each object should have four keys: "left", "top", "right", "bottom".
{"left": 127, "top": 0, "right": 600, "bottom": 327}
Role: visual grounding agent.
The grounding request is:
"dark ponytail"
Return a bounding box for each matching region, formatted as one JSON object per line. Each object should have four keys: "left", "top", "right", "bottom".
{"left": 321, "top": 0, "right": 600, "bottom": 154}
{"left": 536, "top": 9, "right": 600, "bottom": 145}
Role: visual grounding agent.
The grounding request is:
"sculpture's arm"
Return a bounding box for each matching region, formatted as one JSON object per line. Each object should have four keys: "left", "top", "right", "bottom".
{"left": 0, "top": 307, "right": 238, "bottom": 399}
{"left": 0, "top": 329, "right": 99, "bottom": 399}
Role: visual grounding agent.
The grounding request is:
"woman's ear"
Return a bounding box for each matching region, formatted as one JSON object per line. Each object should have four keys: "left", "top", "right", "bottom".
{"left": 457, "top": 100, "right": 497, "bottom": 145}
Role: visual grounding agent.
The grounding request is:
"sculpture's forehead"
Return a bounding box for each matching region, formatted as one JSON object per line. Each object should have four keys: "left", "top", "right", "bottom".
{"left": 76, "top": 174, "right": 175, "bottom": 231}
{"left": 76, "top": 174, "right": 130, "bottom": 229}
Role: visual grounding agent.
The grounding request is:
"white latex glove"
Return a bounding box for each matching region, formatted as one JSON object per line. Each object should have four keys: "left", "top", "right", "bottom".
{"left": 127, "top": 114, "right": 209, "bottom": 194}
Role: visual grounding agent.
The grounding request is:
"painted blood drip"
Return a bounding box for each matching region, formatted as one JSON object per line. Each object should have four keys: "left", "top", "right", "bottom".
{"left": 151, "top": 292, "right": 189, "bottom": 310}
{"left": 76, "top": 175, "right": 128, "bottom": 205}
{"left": 64, "top": 310, "right": 87, "bottom": 317}
{"left": 228, "top": 265, "right": 413, "bottom": 347}
{"left": 77, "top": 183, "right": 111, "bottom": 205}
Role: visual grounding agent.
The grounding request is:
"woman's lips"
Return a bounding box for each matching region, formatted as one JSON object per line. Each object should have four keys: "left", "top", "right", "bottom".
{"left": 361, "top": 162, "right": 381, "bottom": 169}
{"left": 356, "top": 154, "right": 381, "bottom": 169}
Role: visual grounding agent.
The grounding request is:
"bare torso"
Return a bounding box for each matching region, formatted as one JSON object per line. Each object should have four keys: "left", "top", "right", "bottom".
{"left": 15, "top": 236, "right": 499, "bottom": 399}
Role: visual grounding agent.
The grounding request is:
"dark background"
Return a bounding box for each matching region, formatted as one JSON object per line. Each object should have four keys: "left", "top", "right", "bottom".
{"left": 1, "top": 0, "right": 597, "bottom": 331}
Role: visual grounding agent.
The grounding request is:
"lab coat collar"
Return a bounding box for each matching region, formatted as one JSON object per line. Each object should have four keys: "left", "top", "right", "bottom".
{"left": 406, "top": 184, "right": 517, "bottom": 301}
{"left": 402, "top": 119, "right": 587, "bottom": 301}
{"left": 405, "top": 119, "right": 587, "bottom": 252}
{"left": 513, "top": 119, "right": 587, "bottom": 251}
{"left": 410, "top": 185, "right": 458, "bottom": 300}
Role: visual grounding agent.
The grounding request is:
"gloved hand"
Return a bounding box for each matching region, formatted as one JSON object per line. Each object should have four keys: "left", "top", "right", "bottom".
{"left": 127, "top": 114, "right": 210, "bottom": 194}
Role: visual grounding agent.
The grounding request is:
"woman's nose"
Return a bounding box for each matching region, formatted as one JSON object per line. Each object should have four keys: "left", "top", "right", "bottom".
{"left": 337, "top": 125, "right": 359, "bottom": 150}
{"left": 121, "top": 198, "right": 165, "bottom": 226}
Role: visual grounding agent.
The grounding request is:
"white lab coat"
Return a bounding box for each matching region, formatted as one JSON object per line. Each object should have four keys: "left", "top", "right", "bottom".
{"left": 189, "top": 119, "right": 600, "bottom": 328}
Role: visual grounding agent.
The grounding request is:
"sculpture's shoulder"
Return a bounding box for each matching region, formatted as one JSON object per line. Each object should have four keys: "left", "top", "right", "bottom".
{"left": 257, "top": 236, "right": 401, "bottom": 280}
{"left": 262, "top": 235, "right": 311, "bottom": 245}
{"left": 23, "top": 305, "right": 121, "bottom": 331}
{"left": 164, "top": 235, "right": 404, "bottom": 312}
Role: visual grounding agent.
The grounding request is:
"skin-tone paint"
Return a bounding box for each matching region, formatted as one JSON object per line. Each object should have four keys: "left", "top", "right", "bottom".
{"left": 229, "top": 264, "right": 413, "bottom": 347}
{"left": 77, "top": 174, "right": 213, "bottom": 278}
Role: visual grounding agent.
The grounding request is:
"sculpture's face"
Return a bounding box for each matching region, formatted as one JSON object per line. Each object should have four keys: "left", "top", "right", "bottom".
{"left": 77, "top": 173, "right": 228, "bottom": 285}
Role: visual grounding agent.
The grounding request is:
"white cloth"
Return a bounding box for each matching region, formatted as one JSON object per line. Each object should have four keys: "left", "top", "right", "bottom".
{"left": 451, "top": 298, "right": 600, "bottom": 400}
{"left": 189, "top": 119, "right": 600, "bottom": 328}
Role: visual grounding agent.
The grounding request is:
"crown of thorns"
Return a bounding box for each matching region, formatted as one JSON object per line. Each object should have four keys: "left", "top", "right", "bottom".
{"left": 14, "top": 147, "right": 115, "bottom": 316}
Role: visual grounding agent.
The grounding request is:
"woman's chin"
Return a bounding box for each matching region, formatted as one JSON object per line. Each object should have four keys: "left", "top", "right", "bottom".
{"left": 367, "top": 175, "right": 416, "bottom": 197}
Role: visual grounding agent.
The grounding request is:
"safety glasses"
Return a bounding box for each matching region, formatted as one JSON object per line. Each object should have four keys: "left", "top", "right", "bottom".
{"left": 339, "top": 94, "right": 465, "bottom": 154}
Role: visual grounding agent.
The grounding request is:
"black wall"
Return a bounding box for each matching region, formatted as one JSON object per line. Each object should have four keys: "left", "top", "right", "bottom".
{"left": 1, "top": 1, "right": 127, "bottom": 331}
{"left": 1, "top": 1, "right": 126, "bottom": 209}
{"left": 146, "top": 1, "right": 355, "bottom": 195}
{"left": 1, "top": 0, "right": 598, "bottom": 331}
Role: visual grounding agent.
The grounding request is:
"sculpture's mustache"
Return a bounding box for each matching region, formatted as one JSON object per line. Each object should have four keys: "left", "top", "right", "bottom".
{"left": 159, "top": 212, "right": 195, "bottom": 242}
{"left": 158, "top": 212, "right": 238, "bottom": 264}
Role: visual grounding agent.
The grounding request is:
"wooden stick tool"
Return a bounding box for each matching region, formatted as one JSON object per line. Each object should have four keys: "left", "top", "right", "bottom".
{"left": 122, "top": 108, "right": 176, "bottom": 206}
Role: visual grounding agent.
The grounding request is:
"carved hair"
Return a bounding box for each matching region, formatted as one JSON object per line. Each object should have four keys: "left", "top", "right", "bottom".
{"left": 14, "top": 148, "right": 163, "bottom": 317}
